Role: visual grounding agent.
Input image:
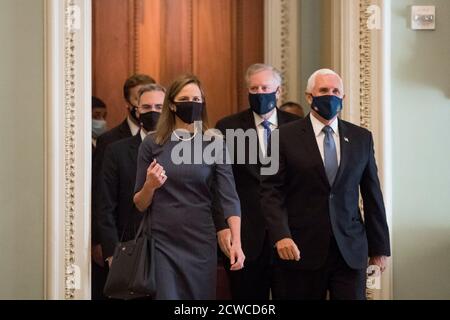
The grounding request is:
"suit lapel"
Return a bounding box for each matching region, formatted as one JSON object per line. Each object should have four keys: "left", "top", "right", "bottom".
{"left": 301, "top": 115, "right": 330, "bottom": 187}
{"left": 240, "top": 109, "right": 261, "bottom": 178}
{"left": 119, "top": 119, "right": 132, "bottom": 138}
{"left": 240, "top": 109, "right": 258, "bottom": 131}
{"left": 127, "top": 133, "right": 142, "bottom": 167}
{"left": 333, "top": 119, "right": 349, "bottom": 188}
{"left": 277, "top": 109, "right": 293, "bottom": 126}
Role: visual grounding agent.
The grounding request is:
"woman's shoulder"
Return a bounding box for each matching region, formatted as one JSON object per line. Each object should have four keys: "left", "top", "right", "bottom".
{"left": 141, "top": 132, "right": 166, "bottom": 157}
{"left": 204, "top": 128, "right": 224, "bottom": 142}
{"left": 141, "top": 132, "right": 157, "bottom": 145}
{"left": 140, "top": 132, "right": 162, "bottom": 151}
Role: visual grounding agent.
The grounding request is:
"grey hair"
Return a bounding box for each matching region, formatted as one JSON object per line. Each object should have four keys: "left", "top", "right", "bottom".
{"left": 245, "top": 63, "right": 282, "bottom": 87}
{"left": 306, "top": 69, "right": 344, "bottom": 93}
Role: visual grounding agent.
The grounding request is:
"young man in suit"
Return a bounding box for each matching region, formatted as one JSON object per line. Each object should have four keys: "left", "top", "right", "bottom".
{"left": 261, "top": 69, "right": 391, "bottom": 300}
{"left": 97, "top": 84, "right": 165, "bottom": 270}
{"left": 214, "top": 64, "right": 299, "bottom": 300}
{"left": 91, "top": 96, "right": 108, "bottom": 151}
{"left": 91, "top": 74, "right": 156, "bottom": 299}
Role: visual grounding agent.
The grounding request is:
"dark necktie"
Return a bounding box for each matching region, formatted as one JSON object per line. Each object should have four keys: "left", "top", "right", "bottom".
{"left": 323, "top": 125, "right": 338, "bottom": 185}
{"left": 261, "top": 120, "right": 272, "bottom": 153}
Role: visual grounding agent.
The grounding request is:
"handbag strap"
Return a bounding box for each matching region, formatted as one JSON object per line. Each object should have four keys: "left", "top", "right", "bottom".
{"left": 133, "top": 207, "right": 151, "bottom": 241}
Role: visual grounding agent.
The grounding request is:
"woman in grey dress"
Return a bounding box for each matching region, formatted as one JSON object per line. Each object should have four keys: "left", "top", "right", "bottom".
{"left": 134, "top": 74, "right": 245, "bottom": 300}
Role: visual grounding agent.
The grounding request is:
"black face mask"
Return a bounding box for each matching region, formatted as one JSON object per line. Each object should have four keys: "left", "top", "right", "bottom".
{"left": 129, "top": 104, "right": 140, "bottom": 122}
{"left": 139, "top": 111, "right": 160, "bottom": 132}
{"left": 249, "top": 90, "right": 278, "bottom": 115}
{"left": 311, "top": 95, "right": 343, "bottom": 120}
{"left": 173, "top": 102, "right": 204, "bottom": 124}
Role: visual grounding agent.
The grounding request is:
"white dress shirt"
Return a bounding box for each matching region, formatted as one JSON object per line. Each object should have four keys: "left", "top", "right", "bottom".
{"left": 127, "top": 116, "right": 141, "bottom": 136}
{"left": 140, "top": 129, "right": 147, "bottom": 142}
{"left": 253, "top": 109, "right": 278, "bottom": 157}
{"left": 310, "top": 114, "right": 341, "bottom": 166}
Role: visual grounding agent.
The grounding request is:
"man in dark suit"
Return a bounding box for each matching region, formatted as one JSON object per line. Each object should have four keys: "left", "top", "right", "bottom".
{"left": 261, "top": 69, "right": 391, "bottom": 300}
{"left": 91, "top": 74, "right": 156, "bottom": 300}
{"left": 214, "top": 64, "right": 299, "bottom": 300}
{"left": 98, "top": 84, "right": 165, "bottom": 269}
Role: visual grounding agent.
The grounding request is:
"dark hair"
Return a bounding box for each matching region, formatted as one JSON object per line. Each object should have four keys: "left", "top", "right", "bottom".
{"left": 92, "top": 96, "right": 106, "bottom": 109}
{"left": 280, "top": 101, "right": 305, "bottom": 118}
{"left": 280, "top": 101, "right": 302, "bottom": 110}
{"left": 154, "top": 74, "right": 209, "bottom": 145}
{"left": 123, "top": 74, "right": 156, "bottom": 104}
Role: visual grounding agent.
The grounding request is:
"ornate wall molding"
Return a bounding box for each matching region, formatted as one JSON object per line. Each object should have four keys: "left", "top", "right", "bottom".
{"left": 264, "top": 0, "right": 300, "bottom": 104}
{"left": 333, "top": 0, "right": 393, "bottom": 300}
{"left": 279, "top": 0, "right": 289, "bottom": 102}
{"left": 45, "top": 0, "right": 91, "bottom": 300}
{"left": 64, "top": 0, "right": 77, "bottom": 299}
{"left": 359, "top": 0, "right": 373, "bottom": 130}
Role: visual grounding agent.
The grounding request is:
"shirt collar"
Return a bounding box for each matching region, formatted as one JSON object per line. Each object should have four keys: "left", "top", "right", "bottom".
{"left": 127, "top": 116, "right": 140, "bottom": 136}
{"left": 252, "top": 108, "right": 279, "bottom": 128}
{"left": 140, "top": 129, "right": 147, "bottom": 142}
{"left": 310, "top": 113, "right": 339, "bottom": 137}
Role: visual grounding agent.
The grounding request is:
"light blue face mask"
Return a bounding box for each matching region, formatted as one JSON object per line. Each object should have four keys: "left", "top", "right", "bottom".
{"left": 92, "top": 119, "right": 107, "bottom": 138}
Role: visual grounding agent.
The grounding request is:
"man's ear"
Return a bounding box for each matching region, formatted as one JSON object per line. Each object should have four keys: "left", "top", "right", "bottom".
{"left": 305, "top": 93, "right": 313, "bottom": 105}
{"left": 339, "top": 94, "right": 346, "bottom": 111}
{"left": 276, "top": 87, "right": 282, "bottom": 101}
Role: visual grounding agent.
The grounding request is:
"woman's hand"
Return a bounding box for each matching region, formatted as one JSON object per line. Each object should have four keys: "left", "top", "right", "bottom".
{"left": 144, "top": 159, "right": 167, "bottom": 190}
{"left": 229, "top": 243, "right": 245, "bottom": 271}
{"left": 217, "top": 228, "right": 232, "bottom": 258}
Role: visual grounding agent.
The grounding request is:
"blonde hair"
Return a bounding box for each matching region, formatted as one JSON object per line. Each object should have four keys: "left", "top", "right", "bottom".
{"left": 154, "top": 74, "right": 209, "bottom": 145}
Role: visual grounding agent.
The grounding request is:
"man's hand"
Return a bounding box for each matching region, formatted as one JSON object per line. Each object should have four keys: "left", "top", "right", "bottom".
{"left": 106, "top": 256, "right": 113, "bottom": 268}
{"left": 217, "top": 228, "right": 232, "bottom": 258}
{"left": 229, "top": 243, "right": 245, "bottom": 271}
{"left": 369, "top": 255, "right": 388, "bottom": 272}
{"left": 92, "top": 244, "right": 104, "bottom": 267}
{"left": 276, "top": 238, "right": 300, "bottom": 261}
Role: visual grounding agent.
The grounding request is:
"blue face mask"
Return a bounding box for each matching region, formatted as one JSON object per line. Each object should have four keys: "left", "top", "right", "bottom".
{"left": 311, "top": 95, "right": 343, "bottom": 120}
{"left": 249, "top": 90, "right": 278, "bottom": 115}
{"left": 92, "top": 119, "right": 107, "bottom": 138}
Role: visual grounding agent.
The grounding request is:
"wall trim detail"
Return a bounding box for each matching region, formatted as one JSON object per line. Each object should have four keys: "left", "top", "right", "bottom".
{"left": 64, "top": 0, "right": 77, "bottom": 299}
{"left": 359, "top": 0, "right": 373, "bottom": 130}
{"left": 45, "top": 0, "right": 92, "bottom": 300}
{"left": 331, "top": 0, "right": 393, "bottom": 300}
{"left": 264, "top": 0, "right": 300, "bottom": 104}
